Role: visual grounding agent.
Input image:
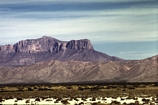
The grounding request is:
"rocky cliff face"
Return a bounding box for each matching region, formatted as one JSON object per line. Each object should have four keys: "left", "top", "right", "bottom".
{"left": 66, "top": 39, "right": 93, "bottom": 50}
{"left": 0, "top": 36, "right": 93, "bottom": 53}
{"left": 0, "top": 44, "right": 14, "bottom": 52}
{"left": 0, "top": 36, "right": 123, "bottom": 66}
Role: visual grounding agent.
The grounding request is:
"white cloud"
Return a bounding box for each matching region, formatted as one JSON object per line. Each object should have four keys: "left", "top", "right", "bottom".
{"left": 0, "top": 11, "right": 157, "bottom": 45}
{"left": 0, "top": 0, "right": 157, "bottom": 45}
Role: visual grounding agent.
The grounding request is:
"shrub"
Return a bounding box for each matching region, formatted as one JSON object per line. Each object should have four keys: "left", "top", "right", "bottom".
{"left": 35, "top": 98, "right": 40, "bottom": 102}
{"left": 17, "top": 97, "right": 23, "bottom": 100}
{"left": 79, "top": 102, "right": 84, "bottom": 105}
{"left": 0, "top": 97, "right": 4, "bottom": 102}
{"left": 28, "top": 87, "right": 33, "bottom": 91}
{"left": 25, "top": 99, "right": 30, "bottom": 104}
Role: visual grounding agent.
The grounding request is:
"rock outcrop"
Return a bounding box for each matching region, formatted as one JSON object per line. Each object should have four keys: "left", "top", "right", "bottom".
{"left": 0, "top": 36, "right": 124, "bottom": 66}
{"left": 0, "top": 44, "right": 14, "bottom": 52}
{"left": 66, "top": 39, "right": 93, "bottom": 50}
{"left": 0, "top": 36, "right": 93, "bottom": 53}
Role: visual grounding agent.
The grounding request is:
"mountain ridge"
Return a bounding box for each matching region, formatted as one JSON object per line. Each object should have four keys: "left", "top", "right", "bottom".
{"left": 116, "top": 55, "right": 158, "bottom": 82}
{"left": 0, "top": 55, "right": 157, "bottom": 84}
{"left": 0, "top": 60, "right": 127, "bottom": 84}
{"left": 0, "top": 36, "right": 93, "bottom": 53}
{"left": 0, "top": 36, "right": 124, "bottom": 66}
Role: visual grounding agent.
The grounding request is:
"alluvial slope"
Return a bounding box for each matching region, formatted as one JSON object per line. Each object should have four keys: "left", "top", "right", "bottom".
{"left": 0, "top": 55, "right": 157, "bottom": 84}
{"left": 117, "top": 55, "right": 158, "bottom": 82}
{"left": 0, "top": 36, "right": 124, "bottom": 66}
{"left": 0, "top": 60, "right": 128, "bottom": 84}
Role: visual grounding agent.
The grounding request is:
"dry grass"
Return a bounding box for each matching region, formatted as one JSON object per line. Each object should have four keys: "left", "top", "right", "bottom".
{"left": 0, "top": 83, "right": 157, "bottom": 99}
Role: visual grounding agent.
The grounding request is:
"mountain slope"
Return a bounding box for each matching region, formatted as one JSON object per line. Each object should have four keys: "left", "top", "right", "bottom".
{"left": 117, "top": 55, "right": 158, "bottom": 82}
{"left": 0, "top": 55, "right": 157, "bottom": 84}
{"left": 0, "top": 36, "right": 124, "bottom": 66}
{"left": 0, "top": 55, "right": 158, "bottom": 84}
{"left": 0, "top": 60, "right": 128, "bottom": 84}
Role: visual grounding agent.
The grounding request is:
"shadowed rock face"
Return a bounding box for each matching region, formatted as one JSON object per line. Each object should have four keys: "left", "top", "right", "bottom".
{"left": 66, "top": 39, "right": 93, "bottom": 50}
{"left": 0, "top": 36, "right": 123, "bottom": 66}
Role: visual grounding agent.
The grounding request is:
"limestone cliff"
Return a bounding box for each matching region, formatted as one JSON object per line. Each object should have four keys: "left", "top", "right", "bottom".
{"left": 0, "top": 36, "right": 123, "bottom": 66}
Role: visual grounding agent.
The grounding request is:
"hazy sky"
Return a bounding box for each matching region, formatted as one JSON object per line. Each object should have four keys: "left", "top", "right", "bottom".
{"left": 0, "top": 0, "right": 157, "bottom": 60}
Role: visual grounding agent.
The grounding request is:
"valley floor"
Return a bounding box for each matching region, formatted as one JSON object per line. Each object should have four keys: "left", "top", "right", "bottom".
{"left": 0, "top": 83, "right": 158, "bottom": 105}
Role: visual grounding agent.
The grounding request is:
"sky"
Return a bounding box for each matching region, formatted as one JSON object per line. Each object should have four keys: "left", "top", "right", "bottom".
{"left": 0, "top": 0, "right": 157, "bottom": 60}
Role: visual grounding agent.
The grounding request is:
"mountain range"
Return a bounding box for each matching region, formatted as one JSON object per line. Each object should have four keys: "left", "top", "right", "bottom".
{"left": 0, "top": 36, "right": 157, "bottom": 84}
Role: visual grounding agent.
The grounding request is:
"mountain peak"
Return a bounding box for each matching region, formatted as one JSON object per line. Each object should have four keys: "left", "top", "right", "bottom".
{"left": 66, "top": 39, "right": 93, "bottom": 50}
{"left": 41, "top": 35, "right": 55, "bottom": 40}
{"left": 0, "top": 36, "right": 124, "bottom": 66}
{"left": 42, "top": 35, "right": 51, "bottom": 38}
{"left": 0, "top": 36, "right": 94, "bottom": 53}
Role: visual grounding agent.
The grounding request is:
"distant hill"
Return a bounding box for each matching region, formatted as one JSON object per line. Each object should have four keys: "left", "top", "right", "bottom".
{"left": 116, "top": 55, "right": 158, "bottom": 82}
{"left": 0, "top": 60, "right": 127, "bottom": 84}
{"left": 0, "top": 55, "right": 157, "bottom": 84}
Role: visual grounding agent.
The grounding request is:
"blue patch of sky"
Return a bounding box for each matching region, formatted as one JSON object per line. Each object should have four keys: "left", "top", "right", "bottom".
{"left": 0, "top": 0, "right": 157, "bottom": 20}
{"left": 93, "top": 41, "right": 157, "bottom": 60}
{"left": 0, "top": 1, "right": 155, "bottom": 12}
